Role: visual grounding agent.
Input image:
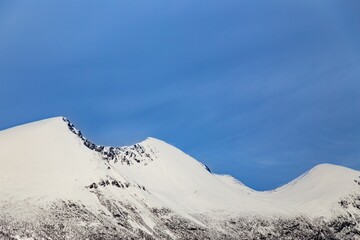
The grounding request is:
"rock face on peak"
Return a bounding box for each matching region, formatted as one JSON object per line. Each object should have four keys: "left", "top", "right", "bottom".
{"left": 62, "top": 117, "right": 156, "bottom": 165}
{"left": 0, "top": 117, "right": 360, "bottom": 239}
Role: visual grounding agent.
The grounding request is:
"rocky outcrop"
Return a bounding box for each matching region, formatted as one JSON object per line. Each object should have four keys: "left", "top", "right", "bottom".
{"left": 62, "top": 117, "right": 153, "bottom": 164}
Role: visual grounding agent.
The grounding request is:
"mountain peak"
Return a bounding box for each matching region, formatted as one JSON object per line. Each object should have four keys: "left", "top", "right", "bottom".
{"left": 310, "top": 162, "right": 352, "bottom": 172}
{"left": 0, "top": 116, "right": 73, "bottom": 141}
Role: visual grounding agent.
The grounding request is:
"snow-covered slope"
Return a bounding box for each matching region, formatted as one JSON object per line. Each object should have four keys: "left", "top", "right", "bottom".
{"left": 0, "top": 117, "right": 108, "bottom": 202}
{"left": 110, "top": 137, "right": 277, "bottom": 216}
{"left": 270, "top": 164, "right": 360, "bottom": 217}
{"left": 0, "top": 117, "right": 360, "bottom": 239}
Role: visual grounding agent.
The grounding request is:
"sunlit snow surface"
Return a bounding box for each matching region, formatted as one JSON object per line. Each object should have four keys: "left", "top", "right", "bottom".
{"left": 0, "top": 117, "right": 360, "bottom": 239}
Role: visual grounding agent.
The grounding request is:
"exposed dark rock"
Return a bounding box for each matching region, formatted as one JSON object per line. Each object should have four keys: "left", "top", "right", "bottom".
{"left": 62, "top": 117, "right": 156, "bottom": 164}
{"left": 89, "top": 183, "right": 98, "bottom": 189}
{"left": 1, "top": 199, "right": 360, "bottom": 240}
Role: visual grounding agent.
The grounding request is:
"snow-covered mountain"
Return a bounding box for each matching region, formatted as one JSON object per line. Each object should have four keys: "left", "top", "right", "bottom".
{"left": 0, "top": 117, "right": 359, "bottom": 239}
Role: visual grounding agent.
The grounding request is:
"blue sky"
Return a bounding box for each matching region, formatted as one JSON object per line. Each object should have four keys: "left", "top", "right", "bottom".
{"left": 1, "top": 1, "right": 360, "bottom": 190}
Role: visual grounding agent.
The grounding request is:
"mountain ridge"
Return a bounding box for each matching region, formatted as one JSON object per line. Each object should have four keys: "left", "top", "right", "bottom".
{"left": 1, "top": 117, "right": 360, "bottom": 239}
{"left": 3, "top": 115, "right": 353, "bottom": 191}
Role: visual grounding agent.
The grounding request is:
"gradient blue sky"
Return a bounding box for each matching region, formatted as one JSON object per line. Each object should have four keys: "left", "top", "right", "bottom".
{"left": 1, "top": 1, "right": 360, "bottom": 190}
